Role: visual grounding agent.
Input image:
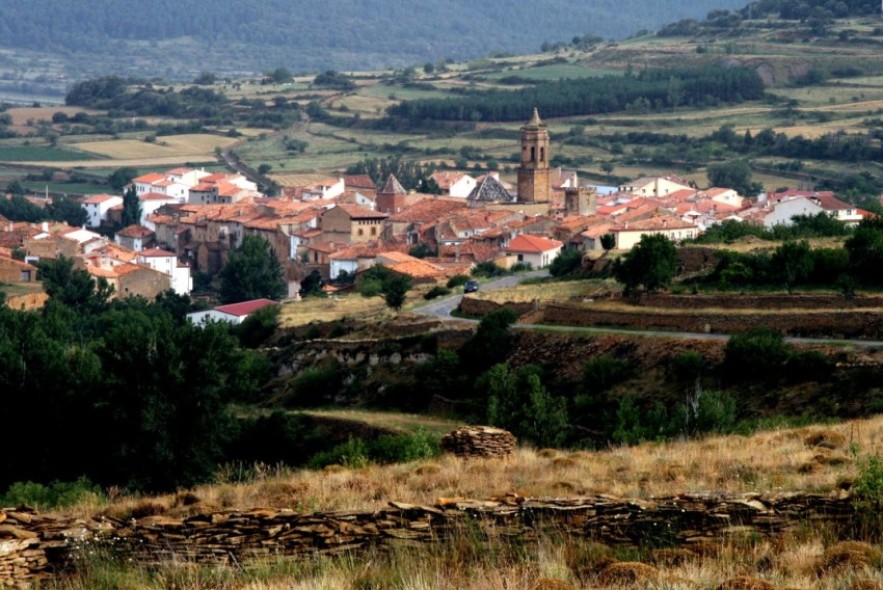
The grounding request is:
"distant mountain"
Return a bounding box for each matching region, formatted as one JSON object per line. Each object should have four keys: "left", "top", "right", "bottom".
{"left": 0, "top": 0, "right": 749, "bottom": 80}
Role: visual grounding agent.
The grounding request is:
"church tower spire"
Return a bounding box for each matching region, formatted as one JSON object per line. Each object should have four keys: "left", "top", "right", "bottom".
{"left": 517, "top": 107, "right": 551, "bottom": 203}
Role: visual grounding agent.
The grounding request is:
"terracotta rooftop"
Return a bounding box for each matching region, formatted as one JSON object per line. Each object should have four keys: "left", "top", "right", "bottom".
{"left": 328, "top": 203, "right": 389, "bottom": 220}
{"left": 82, "top": 194, "right": 121, "bottom": 205}
{"left": 138, "top": 248, "right": 176, "bottom": 258}
{"left": 379, "top": 174, "right": 407, "bottom": 196}
{"left": 507, "top": 234, "right": 562, "bottom": 253}
{"left": 214, "top": 298, "right": 278, "bottom": 317}
{"left": 116, "top": 225, "right": 154, "bottom": 239}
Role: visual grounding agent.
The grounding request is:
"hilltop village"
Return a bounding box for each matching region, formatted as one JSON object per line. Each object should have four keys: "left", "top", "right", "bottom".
{"left": 0, "top": 109, "right": 870, "bottom": 306}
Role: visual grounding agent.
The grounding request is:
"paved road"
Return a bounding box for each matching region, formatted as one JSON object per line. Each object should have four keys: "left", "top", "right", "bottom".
{"left": 415, "top": 270, "right": 549, "bottom": 319}
{"left": 415, "top": 272, "right": 883, "bottom": 348}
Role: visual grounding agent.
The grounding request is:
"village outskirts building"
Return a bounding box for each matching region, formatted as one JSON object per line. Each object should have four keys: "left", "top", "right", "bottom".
{"left": 505, "top": 234, "right": 562, "bottom": 268}
{"left": 186, "top": 298, "right": 278, "bottom": 325}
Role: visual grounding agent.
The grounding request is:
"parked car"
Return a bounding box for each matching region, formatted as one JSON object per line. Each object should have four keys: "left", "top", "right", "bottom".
{"left": 464, "top": 280, "right": 479, "bottom": 293}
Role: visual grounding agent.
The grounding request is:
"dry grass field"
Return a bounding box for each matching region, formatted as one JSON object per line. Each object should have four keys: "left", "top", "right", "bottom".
{"left": 51, "top": 417, "right": 883, "bottom": 589}
{"left": 278, "top": 294, "right": 392, "bottom": 328}
{"left": 73, "top": 134, "right": 238, "bottom": 159}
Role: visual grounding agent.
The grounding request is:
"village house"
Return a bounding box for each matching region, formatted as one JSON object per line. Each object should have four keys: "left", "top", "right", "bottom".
{"left": 0, "top": 255, "right": 38, "bottom": 283}
{"left": 187, "top": 298, "right": 278, "bottom": 325}
{"left": 429, "top": 171, "right": 477, "bottom": 198}
{"left": 82, "top": 194, "right": 123, "bottom": 228}
{"left": 115, "top": 224, "right": 155, "bottom": 252}
{"left": 320, "top": 204, "right": 388, "bottom": 244}
{"left": 137, "top": 248, "right": 192, "bottom": 295}
{"left": 609, "top": 215, "right": 697, "bottom": 250}
{"left": 505, "top": 234, "right": 562, "bottom": 268}
{"left": 618, "top": 174, "right": 693, "bottom": 198}
{"left": 78, "top": 254, "right": 171, "bottom": 300}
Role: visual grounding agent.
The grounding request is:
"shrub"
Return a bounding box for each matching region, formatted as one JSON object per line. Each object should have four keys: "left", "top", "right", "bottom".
{"left": 853, "top": 454, "right": 883, "bottom": 515}
{"left": 446, "top": 274, "right": 470, "bottom": 288}
{"left": 358, "top": 278, "right": 383, "bottom": 297}
{"left": 285, "top": 362, "right": 343, "bottom": 407}
{"left": 723, "top": 328, "right": 793, "bottom": 382}
{"left": 471, "top": 261, "right": 507, "bottom": 278}
{"left": 510, "top": 261, "right": 533, "bottom": 272}
{"left": 549, "top": 249, "right": 583, "bottom": 277}
{"left": 0, "top": 477, "right": 104, "bottom": 510}
{"left": 308, "top": 436, "right": 369, "bottom": 469}
{"left": 424, "top": 286, "right": 451, "bottom": 300}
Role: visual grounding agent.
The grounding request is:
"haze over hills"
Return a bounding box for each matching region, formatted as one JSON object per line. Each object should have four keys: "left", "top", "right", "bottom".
{"left": 0, "top": 0, "right": 749, "bottom": 81}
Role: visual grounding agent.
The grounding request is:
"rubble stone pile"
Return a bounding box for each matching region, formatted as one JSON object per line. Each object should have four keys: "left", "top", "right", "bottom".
{"left": 441, "top": 426, "right": 517, "bottom": 458}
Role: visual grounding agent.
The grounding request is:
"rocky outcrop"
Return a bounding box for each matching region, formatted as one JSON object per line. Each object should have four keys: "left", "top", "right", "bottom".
{"left": 0, "top": 493, "right": 860, "bottom": 587}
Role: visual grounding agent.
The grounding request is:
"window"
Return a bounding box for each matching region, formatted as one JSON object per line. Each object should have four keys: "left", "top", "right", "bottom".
{"left": 358, "top": 229, "right": 364, "bottom": 236}
{"left": 540, "top": 147, "right": 545, "bottom": 162}
{"left": 530, "top": 147, "right": 536, "bottom": 162}
{"left": 371, "top": 227, "right": 377, "bottom": 236}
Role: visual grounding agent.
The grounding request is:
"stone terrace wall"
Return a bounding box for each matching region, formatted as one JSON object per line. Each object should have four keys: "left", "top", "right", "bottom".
{"left": 0, "top": 493, "right": 857, "bottom": 587}
{"left": 631, "top": 293, "right": 883, "bottom": 310}
{"left": 458, "top": 297, "right": 537, "bottom": 317}
{"left": 541, "top": 303, "right": 883, "bottom": 339}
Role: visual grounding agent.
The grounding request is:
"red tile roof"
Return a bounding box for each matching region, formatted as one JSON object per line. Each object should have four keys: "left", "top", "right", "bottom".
{"left": 138, "top": 248, "right": 176, "bottom": 257}
{"left": 507, "top": 234, "right": 562, "bottom": 253}
{"left": 214, "top": 298, "right": 278, "bottom": 317}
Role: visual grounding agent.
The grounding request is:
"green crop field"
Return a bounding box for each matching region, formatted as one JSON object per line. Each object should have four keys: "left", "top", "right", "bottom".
{"left": 0, "top": 146, "right": 102, "bottom": 162}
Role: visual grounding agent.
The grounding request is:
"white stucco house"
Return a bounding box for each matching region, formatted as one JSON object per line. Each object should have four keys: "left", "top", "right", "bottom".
{"left": 187, "top": 298, "right": 278, "bottom": 325}
{"left": 138, "top": 248, "right": 192, "bottom": 295}
{"left": 505, "top": 234, "right": 562, "bottom": 268}
{"left": 81, "top": 194, "right": 123, "bottom": 228}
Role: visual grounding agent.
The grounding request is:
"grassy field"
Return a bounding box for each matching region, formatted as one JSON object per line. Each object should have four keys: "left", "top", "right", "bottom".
{"left": 278, "top": 294, "right": 392, "bottom": 328}
{"left": 299, "top": 409, "right": 461, "bottom": 438}
{"left": 0, "top": 145, "right": 102, "bottom": 162}
{"left": 74, "top": 134, "right": 238, "bottom": 159}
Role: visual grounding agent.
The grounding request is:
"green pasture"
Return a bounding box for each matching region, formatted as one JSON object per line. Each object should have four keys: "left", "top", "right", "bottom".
{"left": 0, "top": 145, "right": 102, "bottom": 162}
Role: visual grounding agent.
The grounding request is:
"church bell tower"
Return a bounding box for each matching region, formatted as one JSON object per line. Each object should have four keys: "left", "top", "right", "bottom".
{"left": 517, "top": 107, "right": 551, "bottom": 203}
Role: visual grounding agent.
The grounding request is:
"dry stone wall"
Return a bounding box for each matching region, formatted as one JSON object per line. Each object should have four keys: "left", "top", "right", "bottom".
{"left": 540, "top": 303, "right": 883, "bottom": 339}
{"left": 0, "top": 493, "right": 860, "bottom": 587}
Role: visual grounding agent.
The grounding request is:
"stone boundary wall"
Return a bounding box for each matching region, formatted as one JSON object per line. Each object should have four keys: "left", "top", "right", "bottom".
{"left": 0, "top": 493, "right": 857, "bottom": 587}
{"left": 458, "top": 297, "right": 536, "bottom": 317}
{"left": 629, "top": 293, "right": 883, "bottom": 310}
{"left": 540, "top": 303, "right": 883, "bottom": 339}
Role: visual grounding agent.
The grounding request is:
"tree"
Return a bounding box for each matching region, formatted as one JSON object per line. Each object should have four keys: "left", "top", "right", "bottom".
{"left": 218, "top": 235, "right": 286, "bottom": 304}
{"left": 108, "top": 167, "right": 137, "bottom": 192}
{"left": 600, "top": 233, "right": 616, "bottom": 251}
{"left": 549, "top": 249, "right": 583, "bottom": 277}
{"left": 120, "top": 184, "right": 142, "bottom": 228}
{"left": 40, "top": 256, "right": 112, "bottom": 312}
{"left": 382, "top": 274, "right": 411, "bottom": 311}
{"left": 770, "top": 240, "right": 813, "bottom": 293}
{"left": 706, "top": 159, "right": 762, "bottom": 196}
{"left": 483, "top": 363, "right": 569, "bottom": 447}
{"left": 266, "top": 67, "right": 293, "bottom": 84}
{"left": 47, "top": 194, "right": 87, "bottom": 227}
{"left": 613, "top": 234, "right": 678, "bottom": 293}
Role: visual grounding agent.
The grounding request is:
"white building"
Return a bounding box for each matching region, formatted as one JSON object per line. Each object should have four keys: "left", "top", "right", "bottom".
{"left": 505, "top": 234, "right": 562, "bottom": 268}
{"left": 762, "top": 196, "right": 825, "bottom": 228}
{"left": 187, "top": 298, "right": 278, "bottom": 325}
{"left": 81, "top": 194, "right": 123, "bottom": 228}
{"left": 138, "top": 248, "right": 192, "bottom": 295}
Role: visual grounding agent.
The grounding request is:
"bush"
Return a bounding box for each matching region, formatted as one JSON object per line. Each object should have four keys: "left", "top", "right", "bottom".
{"left": 446, "top": 274, "right": 470, "bottom": 288}
{"left": 358, "top": 278, "right": 383, "bottom": 297}
{"left": 285, "top": 362, "right": 343, "bottom": 407}
{"left": 510, "top": 261, "right": 533, "bottom": 272}
{"left": 853, "top": 453, "right": 883, "bottom": 531}
{"left": 0, "top": 477, "right": 104, "bottom": 510}
{"left": 308, "top": 437, "right": 370, "bottom": 469}
{"left": 723, "top": 328, "right": 793, "bottom": 382}
{"left": 549, "top": 249, "right": 583, "bottom": 277}
{"left": 307, "top": 431, "right": 440, "bottom": 469}
{"left": 471, "top": 261, "right": 507, "bottom": 278}
{"left": 424, "top": 286, "right": 451, "bottom": 300}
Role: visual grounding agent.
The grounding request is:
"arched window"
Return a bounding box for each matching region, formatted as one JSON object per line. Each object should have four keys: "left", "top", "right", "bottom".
{"left": 540, "top": 147, "right": 545, "bottom": 162}
{"left": 530, "top": 146, "right": 536, "bottom": 162}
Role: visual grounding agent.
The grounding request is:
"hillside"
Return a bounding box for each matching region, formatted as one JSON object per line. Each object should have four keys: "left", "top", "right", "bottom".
{"left": 0, "top": 0, "right": 748, "bottom": 83}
